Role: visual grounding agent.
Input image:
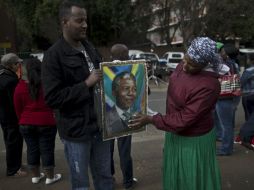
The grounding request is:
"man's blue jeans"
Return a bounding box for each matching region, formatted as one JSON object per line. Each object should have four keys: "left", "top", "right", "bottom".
{"left": 215, "top": 98, "right": 238, "bottom": 154}
{"left": 62, "top": 134, "right": 113, "bottom": 190}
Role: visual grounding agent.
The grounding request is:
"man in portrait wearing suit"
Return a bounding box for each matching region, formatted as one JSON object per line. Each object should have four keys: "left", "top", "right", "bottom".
{"left": 106, "top": 71, "right": 137, "bottom": 137}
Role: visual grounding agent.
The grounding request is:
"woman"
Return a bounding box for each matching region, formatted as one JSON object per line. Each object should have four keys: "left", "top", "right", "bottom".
{"left": 129, "top": 37, "right": 223, "bottom": 190}
{"left": 214, "top": 43, "right": 240, "bottom": 156}
{"left": 13, "top": 58, "right": 61, "bottom": 184}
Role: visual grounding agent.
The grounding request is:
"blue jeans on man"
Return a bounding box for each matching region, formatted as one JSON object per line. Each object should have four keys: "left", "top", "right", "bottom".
{"left": 215, "top": 98, "right": 239, "bottom": 155}
{"left": 110, "top": 135, "right": 133, "bottom": 188}
{"left": 62, "top": 133, "right": 113, "bottom": 190}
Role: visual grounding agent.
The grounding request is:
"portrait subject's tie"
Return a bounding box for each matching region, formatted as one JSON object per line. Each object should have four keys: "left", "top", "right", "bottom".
{"left": 122, "top": 111, "right": 131, "bottom": 122}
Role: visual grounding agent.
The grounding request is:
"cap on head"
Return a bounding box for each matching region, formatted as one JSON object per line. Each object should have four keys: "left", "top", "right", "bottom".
{"left": 1, "top": 53, "right": 23, "bottom": 68}
{"left": 187, "top": 37, "right": 222, "bottom": 70}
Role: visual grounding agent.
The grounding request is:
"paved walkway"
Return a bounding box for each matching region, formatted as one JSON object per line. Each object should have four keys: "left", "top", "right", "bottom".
{"left": 1, "top": 84, "right": 254, "bottom": 190}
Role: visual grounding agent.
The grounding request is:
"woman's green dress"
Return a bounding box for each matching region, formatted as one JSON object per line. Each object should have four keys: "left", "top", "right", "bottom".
{"left": 163, "top": 129, "right": 221, "bottom": 190}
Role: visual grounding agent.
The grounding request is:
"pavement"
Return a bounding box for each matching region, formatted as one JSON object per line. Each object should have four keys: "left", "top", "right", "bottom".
{"left": 1, "top": 80, "right": 254, "bottom": 190}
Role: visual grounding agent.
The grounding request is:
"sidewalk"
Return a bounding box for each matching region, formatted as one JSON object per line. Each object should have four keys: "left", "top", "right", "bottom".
{"left": 0, "top": 129, "right": 164, "bottom": 190}
{"left": 1, "top": 130, "right": 254, "bottom": 190}
{"left": 148, "top": 79, "right": 168, "bottom": 92}
{"left": 1, "top": 85, "right": 254, "bottom": 190}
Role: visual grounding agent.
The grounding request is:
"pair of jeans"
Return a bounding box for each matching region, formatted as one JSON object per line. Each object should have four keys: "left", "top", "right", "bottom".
{"left": 242, "top": 95, "right": 254, "bottom": 121}
{"left": 239, "top": 95, "right": 254, "bottom": 142}
{"left": 19, "top": 125, "right": 57, "bottom": 169}
{"left": 240, "top": 112, "right": 254, "bottom": 143}
{"left": 1, "top": 122, "right": 23, "bottom": 176}
{"left": 62, "top": 133, "right": 113, "bottom": 190}
{"left": 215, "top": 98, "right": 238, "bottom": 154}
{"left": 110, "top": 135, "right": 133, "bottom": 188}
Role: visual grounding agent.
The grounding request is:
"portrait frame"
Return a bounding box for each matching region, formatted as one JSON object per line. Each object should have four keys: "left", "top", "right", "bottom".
{"left": 100, "top": 60, "right": 148, "bottom": 140}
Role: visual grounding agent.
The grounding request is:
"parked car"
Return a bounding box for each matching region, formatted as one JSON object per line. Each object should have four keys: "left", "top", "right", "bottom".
{"left": 130, "top": 52, "right": 159, "bottom": 71}
{"left": 128, "top": 49, "right": 144, "bottom": 58}
{"left": 131, "top": 52, "right": 159, "bottom": 64}
{"left": 162, "top": 51, "right": 184, "bottom": 70}
{"left": 130, "top": 52, "right": 171, "bottom": 79}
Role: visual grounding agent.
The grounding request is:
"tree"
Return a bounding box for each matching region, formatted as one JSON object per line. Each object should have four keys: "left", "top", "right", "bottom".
{"left": 205, "top": 0, "right": 254, "bottom": 45}
{"left": 147, "top": 0, "right": 208, "bottom": 48}
{"left": 173, "top": 0, "right": 208, "bottom": 48}
{"left": 0, "top": 0, "right": 153, "bottom": 50}
{"left": 33, "top": 0, "right": 61, "bottom": 50}
{"left": 83, "top": 0, "right": 152, "bottom": 45}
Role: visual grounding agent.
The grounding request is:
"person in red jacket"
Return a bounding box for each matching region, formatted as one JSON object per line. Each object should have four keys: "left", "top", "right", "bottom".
{"left": 129, "top": 37, "right": 224, "bottom": 190}
{"left": 13, "top": 58, "right": 61, "bottom": 185}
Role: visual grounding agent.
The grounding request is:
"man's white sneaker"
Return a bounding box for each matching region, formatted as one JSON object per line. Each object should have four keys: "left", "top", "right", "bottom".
{"left": 45, "top": 174, "right": 62, "bottom": 185}
{"left": 32, "top": 173, "right": 45, "bottom": 184}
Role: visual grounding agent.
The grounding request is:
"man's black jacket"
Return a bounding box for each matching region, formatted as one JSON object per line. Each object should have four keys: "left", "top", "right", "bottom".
{"left": 0, "top": 65, "right": 19, "bottom": 124}
{"left": 42, "top": 37, "right": 102, "bottom": 142}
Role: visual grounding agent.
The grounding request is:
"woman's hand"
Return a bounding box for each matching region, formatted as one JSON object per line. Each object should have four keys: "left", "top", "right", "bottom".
{"left": 128, "top": 114, "right": 153, "bottom": 128}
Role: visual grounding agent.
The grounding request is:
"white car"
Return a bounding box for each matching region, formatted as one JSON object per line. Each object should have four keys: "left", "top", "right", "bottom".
{"left": 128, "top": 50, "right": 144, "bottom": 58}
{"left": 162, "top": 52, "right": 184, "bottom": 70}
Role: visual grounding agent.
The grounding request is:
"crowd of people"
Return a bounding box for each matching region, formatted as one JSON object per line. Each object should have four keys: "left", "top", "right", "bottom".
{"left": 1, "top": 1, "right": 254, "bottom": 190}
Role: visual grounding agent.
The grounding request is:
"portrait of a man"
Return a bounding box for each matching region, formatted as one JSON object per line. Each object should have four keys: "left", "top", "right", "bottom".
{"left": 101, "top": 61, "right": 147, "bottom": 140}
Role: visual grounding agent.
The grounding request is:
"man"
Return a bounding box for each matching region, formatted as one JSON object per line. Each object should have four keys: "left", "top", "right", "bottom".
{"left": 0, "top": 53, "right": 26, "bottom": 177}
{"left": 234, "top": 53, "right": 254, "bottom": 148}
{"left": 106, "top": 71, "right": 138, "bottom": 137}
{"left": 41, "top": 1, "right": 113, "bottom": 190}
{"left": 107, "top": 44, "right": 138, "bottom": 190}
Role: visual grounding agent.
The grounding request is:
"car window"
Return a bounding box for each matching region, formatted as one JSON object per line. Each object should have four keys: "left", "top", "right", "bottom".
{"left": 141, "top": 54, "right": 158, "bottom": 61}
{"left": 168, "top": 58, "right": 183, "bottom": 63}
{"left": 162, "top": 54, "right": 168, "bottom": 59}
{"left": 171, "top": 54, "right": 183, "bottom": 58}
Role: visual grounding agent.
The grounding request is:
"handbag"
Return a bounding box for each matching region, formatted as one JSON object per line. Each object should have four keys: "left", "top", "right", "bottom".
{"left": 219, "top": 73, "right": 241, "bottom": 97}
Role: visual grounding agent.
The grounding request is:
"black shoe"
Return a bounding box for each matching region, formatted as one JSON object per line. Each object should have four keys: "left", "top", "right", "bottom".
{"left": 8, "top": 168, "right": 27, "bottom": 177}
{"left": 216, "top": 150, "right": 231, "bottom": 156}
{"left": 125, "top": 178, "right": 138, "bottom": 190}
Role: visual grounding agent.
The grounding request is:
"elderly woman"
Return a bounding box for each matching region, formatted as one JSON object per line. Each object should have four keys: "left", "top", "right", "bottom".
{"left": 129, "top": 37, "right": 224, "bottom": 190}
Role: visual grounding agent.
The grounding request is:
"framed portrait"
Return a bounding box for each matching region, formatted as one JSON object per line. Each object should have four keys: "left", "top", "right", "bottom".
{"left": 100, "top": 60, "right": 148, "bottom": 140}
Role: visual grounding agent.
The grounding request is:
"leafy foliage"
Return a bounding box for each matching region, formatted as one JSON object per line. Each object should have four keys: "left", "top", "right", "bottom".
{"left": 148, "top": 0, "right": 254, "bottom": 47}
{"left": 1, "top": 0, "right": 254, "bottom": 50}
{"left": 1, "top": 0, "right": 152, "bottom": 50}
{"left": 205, "top": 0, "right": 254, "bottom": 43}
